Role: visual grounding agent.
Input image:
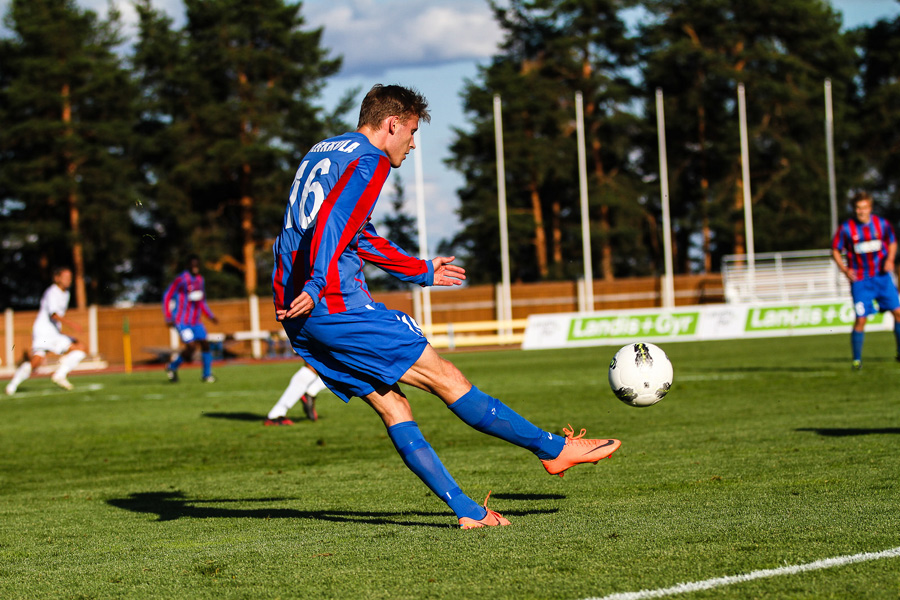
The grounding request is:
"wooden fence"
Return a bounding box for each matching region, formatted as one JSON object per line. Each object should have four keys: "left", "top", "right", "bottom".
{"left": 2, "top": 274, "right": 723, "bottom": 370}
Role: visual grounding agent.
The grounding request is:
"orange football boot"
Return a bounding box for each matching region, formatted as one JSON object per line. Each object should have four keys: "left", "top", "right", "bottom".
{"left": 540, "top": 425, "right": 621, "bottom": 477}
{"left": 458, "top": 491, "right": 511, "bottom": 529}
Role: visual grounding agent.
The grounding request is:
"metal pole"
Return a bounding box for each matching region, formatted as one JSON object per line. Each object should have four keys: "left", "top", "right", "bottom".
{"left": 656, "top": 88, "right": 676, "bottom": 308}
{"left": 738, "top": 83, "right": 756, "bottom": 274}
{"left": 575, "top": 92, "right": 594, "bottom": 313}
{"left": 824, "top": 78, "right": 838, "bottom": 236}
{"left": 493, "top": 94, "right": 513, "bottom": 328}
{"left": 4, "top": 308, "right": 13, "bottom": 369}
{"left": 413, "top": 130, "right": 432, "bottom": 329}
{"left": 249, "top": 294, "right": 261, "bottom": 359}
{"left": 88, "top": 304, "right": 99, "bottom": 357}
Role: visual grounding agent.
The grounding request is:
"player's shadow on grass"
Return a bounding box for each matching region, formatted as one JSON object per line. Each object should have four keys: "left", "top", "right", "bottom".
{"left": 107, "top": 491, "right": 557, "bottom": 528}
{"left": 201, "top": 412, "right": 267, "bottom": 422}
{"left": 490, "top": 492, "right": 565, "bottom": 501}
{"left": 796, "top": 427, "right": 900, "bottom": 437}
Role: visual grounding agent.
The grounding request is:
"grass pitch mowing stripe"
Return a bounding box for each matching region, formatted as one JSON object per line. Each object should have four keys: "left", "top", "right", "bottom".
{"left": 592, "top": 546, "right": 900, "bottom": 600}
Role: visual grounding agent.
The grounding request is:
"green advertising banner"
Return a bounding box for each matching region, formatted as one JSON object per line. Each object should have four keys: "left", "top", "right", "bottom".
{"left": 568, "top": 312, "right": 699, "bottom": 341}
{"left": 524, "top": 299, "right": 895, "bottom": 350}
{"left": 746, "top": 303, "right": 883, "bottom": 331}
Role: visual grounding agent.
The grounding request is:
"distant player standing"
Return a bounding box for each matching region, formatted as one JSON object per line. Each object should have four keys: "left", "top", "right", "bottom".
{"left": 5, "top": 267, "right": 87, "bottom": 394}
{"left": 273, "top": 84, "right": 620, "bottom": 529}
{"left": 831, "top": 191, "right": 900, "bottom": 369}
{"left": 263, "top": 364, "right": 326, "bottom": 425}
{"left": 162, "top": 255, "right": 218, "bottom": 382}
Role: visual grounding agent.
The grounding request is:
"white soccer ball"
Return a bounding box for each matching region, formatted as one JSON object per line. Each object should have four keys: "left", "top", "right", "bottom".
{"left": 608, "top": 342, "right": 673, "bottom": 407}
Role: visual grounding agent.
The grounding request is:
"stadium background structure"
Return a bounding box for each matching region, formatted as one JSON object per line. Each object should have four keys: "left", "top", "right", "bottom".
{"left": 1, "top": 274, "right": 723, "bottom": 372}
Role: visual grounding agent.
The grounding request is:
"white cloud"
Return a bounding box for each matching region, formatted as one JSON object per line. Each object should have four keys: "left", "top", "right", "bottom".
{"left": 0, "top": 0, "right": 503, "bottom": 76}
{"left": 304, "top": 0, "right": 503, "bottom": 75}
{"left": 0, "top": 0, "right": 185, "bottom": 39}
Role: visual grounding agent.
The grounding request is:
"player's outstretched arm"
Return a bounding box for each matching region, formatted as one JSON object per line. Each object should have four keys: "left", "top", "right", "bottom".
{"left": 432, "top": 256, "right": 466, "bottom": 287}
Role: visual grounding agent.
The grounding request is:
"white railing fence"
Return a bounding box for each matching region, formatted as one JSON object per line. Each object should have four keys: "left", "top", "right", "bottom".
{"left": 722, "top": 249, "right": 848, "bottom": 304}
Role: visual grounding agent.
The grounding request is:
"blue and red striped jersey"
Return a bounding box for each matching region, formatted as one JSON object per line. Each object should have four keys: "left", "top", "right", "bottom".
{"left": 832, "top": 215, "right": 897, "bottom": 280}
{"left": 163, "top": 271, "right": 215, "bottom": 326}
{"left": 272, "top": 132, "right": 434, "bottom": 316}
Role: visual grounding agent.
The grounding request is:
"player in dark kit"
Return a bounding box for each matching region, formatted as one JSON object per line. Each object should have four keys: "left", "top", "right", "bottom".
{"left": 162, "top": 255, "right": 218, "bottom": 382}
{"left": 831, "top": 191, "right": 900, "bottom": 369}
{"left": 273, "top": 84, "right": 620, "bottom": 529}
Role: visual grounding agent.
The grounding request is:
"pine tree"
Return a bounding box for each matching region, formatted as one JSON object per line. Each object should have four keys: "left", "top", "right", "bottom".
{"left": 854, "top": 13, "right": 900, "bottom": 221}
{"left": 132, "top": 0, "right": 342, "bottom": 297}
{"left": 0, "top": 0, "right": 136, "bottom": 307}
{"left": 641, "top": 0, "right": 858, "bottom": 271}
{"left": 446, "top": 0, "right": 646, "bottom": 284}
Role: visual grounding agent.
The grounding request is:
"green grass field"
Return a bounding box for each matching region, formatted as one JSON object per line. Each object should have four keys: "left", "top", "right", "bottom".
{"left": 2, "top": 332, "right": 899, "bottom": 599}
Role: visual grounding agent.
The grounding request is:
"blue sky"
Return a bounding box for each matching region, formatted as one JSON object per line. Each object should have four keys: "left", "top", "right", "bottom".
{"left": 2, "top": 0, "right": 898, "bottom": 254}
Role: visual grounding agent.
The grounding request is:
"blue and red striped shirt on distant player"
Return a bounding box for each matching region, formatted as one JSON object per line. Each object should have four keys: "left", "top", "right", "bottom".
{"left": 272, "top": 132, "right": 433, "bottom": 317}
{"left": 832, "top": 215, "right": 897, "bottom": 280}
{"left": 162, "top": 271, "right": 215, "bottom": 327}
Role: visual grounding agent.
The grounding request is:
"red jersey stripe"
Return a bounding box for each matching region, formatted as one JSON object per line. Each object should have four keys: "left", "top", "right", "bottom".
{"left": 324, "top": 156, "right": 391, "bottom": 313}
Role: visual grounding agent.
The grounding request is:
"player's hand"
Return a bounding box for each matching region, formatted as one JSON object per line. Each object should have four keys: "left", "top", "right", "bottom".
{"left": 844, "top": 269, "right": 858, "bottom": 282}
{"left": 277, "top": 292, "right": 314, "bottom": 321}
{"left": 209, "top": 316, "right": 219, "bottom": 325}
{"left": 432, "top": 256, "right": 466, "bottom": 287}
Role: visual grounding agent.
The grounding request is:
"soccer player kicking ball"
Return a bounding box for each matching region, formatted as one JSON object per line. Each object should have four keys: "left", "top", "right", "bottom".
{"left": 162, "top": 255, "right": 218, "bottom": 383}
{"left": 6, "top": 267, "right": 87, "bottom": 395}
{"left": 831, "top": 191, "right": 900, "bottom": 369}
{"left": 273, "top": 84, "right": 620, "bottom": 529}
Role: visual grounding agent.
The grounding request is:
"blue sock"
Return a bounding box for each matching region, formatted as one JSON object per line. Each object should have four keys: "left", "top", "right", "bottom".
{"left": 851, "top": 330, "right": 864, "bottom": 362}
{"left": 201, "top": 352, "right": 212, "bottom": 378}
{"left": 387, "top": 421, "right": 486, "bottom": 521}
{"left": 894, "top": 322, "right": 900, "bottom": 357}
{"left": 168, "top": 354, "right": 184, "bottom": 371}
{"left": 448, "top": 387, "right": 565, "bottom": 460}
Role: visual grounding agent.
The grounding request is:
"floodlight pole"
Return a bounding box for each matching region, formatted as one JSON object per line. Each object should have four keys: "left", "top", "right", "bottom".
{"left": 738, "top": 83, "right": 756, "bottom": 277}
{"left": 575, "top": 92, "right": 594, "bottom": 313}
{"left": 656, "top": 89, "right": 676, "bottom": 309}
{"left": 824, "top": 79, "right": 838, "bottom": 237}
{"left": 413, "top": 130, "right": 432, "bottom": 330}
{"left": 493, "top": 95, "right": 513, "bottom": 330}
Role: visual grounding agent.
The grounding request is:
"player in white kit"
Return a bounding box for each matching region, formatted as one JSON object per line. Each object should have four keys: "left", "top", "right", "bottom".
{"left": 5, "top": 268, "right": 87, "bottom": 394}
{"left": 264, "top": 364, "right": 327, "bottom": 425}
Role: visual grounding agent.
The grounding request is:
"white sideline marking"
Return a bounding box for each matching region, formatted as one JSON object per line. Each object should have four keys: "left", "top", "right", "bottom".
{"left": 590, "top": 547, "right": 900, "bottom": 600}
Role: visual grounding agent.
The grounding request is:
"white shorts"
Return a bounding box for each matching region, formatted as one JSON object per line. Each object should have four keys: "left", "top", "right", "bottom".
{"left": 32, "top": 327, "right": 74, "bottom": 357}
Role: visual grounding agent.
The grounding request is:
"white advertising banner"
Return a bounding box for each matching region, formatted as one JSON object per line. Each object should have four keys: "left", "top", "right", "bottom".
{"left": 522, "top": 299, "right": 893, "bottom": 350}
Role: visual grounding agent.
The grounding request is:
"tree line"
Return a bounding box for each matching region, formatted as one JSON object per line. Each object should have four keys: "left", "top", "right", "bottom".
{"left": 445, "top": 0, "right": 900, "bottom": 284}
{"left": 0, "top": 0, "right": 352, "bottom": 308}
{"left": 1, "top": 0, "right": 898, "bottom": 308}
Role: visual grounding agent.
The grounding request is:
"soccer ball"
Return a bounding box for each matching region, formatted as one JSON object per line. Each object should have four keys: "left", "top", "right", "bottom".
{"left": 608, "top": 342, "right": 673, "bottom": 407}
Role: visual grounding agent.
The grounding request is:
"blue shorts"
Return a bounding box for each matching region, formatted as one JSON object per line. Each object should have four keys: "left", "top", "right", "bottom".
{"left": 281, "top": 302, "right": 428, "bottom": 402}
{"left": 176, "top": 324, "right": 208, "bottom": 343}
{"left": 851, "top": 273, "right": 900, "bottom": 317}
